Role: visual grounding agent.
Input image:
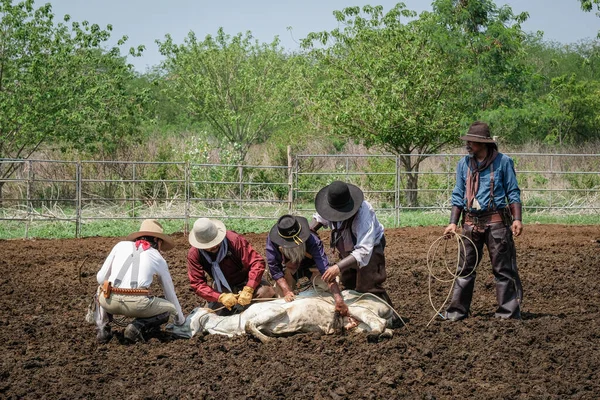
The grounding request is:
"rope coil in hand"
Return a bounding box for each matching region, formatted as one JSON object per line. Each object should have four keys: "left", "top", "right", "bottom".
{"left": 426, "top": 231, "right": 479, "bottom": 326}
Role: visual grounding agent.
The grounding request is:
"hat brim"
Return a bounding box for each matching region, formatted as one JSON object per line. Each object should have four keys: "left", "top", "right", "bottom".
{"left": 188, "top": 219, "right": 227, "bottom": 249}
{"left": 126, "top": 231, "right": 175, "bottom": 251}
{"left": 460, "top": 134, "right": 496, "bottom": 143}
{"left": 315, "top": 183, "right": 364, "bottom": 222}
{"left": 269, "top": 216, "right": 311, "bottom": 248}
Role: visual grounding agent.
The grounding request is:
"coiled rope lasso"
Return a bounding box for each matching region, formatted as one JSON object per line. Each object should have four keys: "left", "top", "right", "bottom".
{"left": 426, "top": 231, "right": 479, "bottom": 327}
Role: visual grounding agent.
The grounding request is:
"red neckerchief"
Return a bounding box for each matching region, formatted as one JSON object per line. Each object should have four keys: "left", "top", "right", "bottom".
{"left": 466, "top": 149, "right": 498, "bottom": 210}
{"left": 135, "top": 240, "right": 152, "bottom": 250}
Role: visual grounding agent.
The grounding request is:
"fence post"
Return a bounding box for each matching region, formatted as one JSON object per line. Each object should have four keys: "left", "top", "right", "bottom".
{"left": 185, "top": 161, "right": 190, "bottom": 235}
{"left": 132, "top": 163, "right": 137, "bottom": 218}
{"left": 76, "top": 162, "right": 82, "bottom": 238}
{"left": 550, "top": 155, "right": 554, "bottom": 210}
{"left": 293, "top": 155, "right": 299, "bottom": 214}
{"left": 395, "top": 156, "right": 400, "bottom": 227}
{"left": 345, "top": 156, "right": 349, "bottom": 181}
{"left": 26, "top": 160, "right": 32, "bottom": 239}
{"left": 446, "top": 154, "right": 451, "bottom": 206}
{"left": 238, "top": 165, "right": 243, "bottom": 205}
{"left": 287, "top": 145, "right": 293, "bottom": 212}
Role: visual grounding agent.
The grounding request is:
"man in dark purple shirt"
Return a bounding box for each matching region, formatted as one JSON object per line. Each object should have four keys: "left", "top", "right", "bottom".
{"left": 266, "top": 215, "right": 348, "bottom": 316}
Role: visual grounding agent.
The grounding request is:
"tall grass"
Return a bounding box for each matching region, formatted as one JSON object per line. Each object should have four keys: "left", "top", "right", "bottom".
{"left": 1, "top": 210, "right": 597, "bottom": 240}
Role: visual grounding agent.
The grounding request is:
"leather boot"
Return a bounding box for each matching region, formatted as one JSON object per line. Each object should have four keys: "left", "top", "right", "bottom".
{"left": 124, "top": 312, "right": 170, "bottom": 343}
{"left": 445, "top": 274, "right": 476, "bottom": 321}
{"left": 445, "top": 224, "right": 481, "bottom": 321}
{"left": 487, "top": 225, "right": 523, "bottom": 319}
{"left": 96, "top": 324, "right": 112, "bottom": 344}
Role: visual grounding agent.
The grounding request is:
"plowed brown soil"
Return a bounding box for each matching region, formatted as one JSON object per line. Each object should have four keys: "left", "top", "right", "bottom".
{"left": 1, "top": 225, "right": 599, "bottom": 399}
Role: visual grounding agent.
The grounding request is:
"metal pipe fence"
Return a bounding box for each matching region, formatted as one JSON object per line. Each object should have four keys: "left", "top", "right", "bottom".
{"left": 1, "top": 152, "right": 599, "bottom": 238}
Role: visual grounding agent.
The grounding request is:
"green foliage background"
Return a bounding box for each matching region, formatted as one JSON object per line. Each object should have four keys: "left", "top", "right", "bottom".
{"left": 2, "top": 0, "right": 600, "bottom": 239}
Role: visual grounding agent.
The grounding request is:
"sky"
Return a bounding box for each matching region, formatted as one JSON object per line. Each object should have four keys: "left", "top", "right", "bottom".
{"left": 43, "top": 0, "right": 600, "bottom": 72}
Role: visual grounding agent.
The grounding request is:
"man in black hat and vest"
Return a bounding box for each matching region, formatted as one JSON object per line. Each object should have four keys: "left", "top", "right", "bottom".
{"left": 444, "top": 121, "right": 523, "bottom": 320}
{"left": 310, "top": 181, "right": 392, "bottom": 305}
{"left": 266, "top": 214, "right": 348, "bottom": 315}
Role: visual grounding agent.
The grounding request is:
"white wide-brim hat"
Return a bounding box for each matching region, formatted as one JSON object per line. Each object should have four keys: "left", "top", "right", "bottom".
{"left": 188, "top": 218, "right": 227, "bottom": 249}
{"left": 125, "top": 219, "right": 175, "bottom": 251}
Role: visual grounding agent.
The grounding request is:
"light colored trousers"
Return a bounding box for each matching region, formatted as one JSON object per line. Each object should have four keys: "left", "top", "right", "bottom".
{"left": 96, "top": 287, "right": 177, "bottom": 320}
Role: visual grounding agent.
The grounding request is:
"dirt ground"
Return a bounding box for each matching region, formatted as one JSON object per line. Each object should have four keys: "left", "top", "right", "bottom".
{"left": 1, "top": 224, "right": 600, "bottom": 399}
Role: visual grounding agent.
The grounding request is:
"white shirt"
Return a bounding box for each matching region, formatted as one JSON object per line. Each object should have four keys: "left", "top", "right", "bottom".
{"left": 97, "top": 241, "right": 185, "bottom": 324}
{"left": 313, "top": 201, "right": 384, "bottom": 267}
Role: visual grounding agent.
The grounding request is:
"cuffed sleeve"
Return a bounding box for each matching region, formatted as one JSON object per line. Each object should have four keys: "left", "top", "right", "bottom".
{"left": 449, "top": 205, "right": 463, "bottom": 225}
{"left": 509, "top": 202, "right": 522, "bottom": 221}
{"left": 336, "top": 255, "right": 358, "bottom": 272}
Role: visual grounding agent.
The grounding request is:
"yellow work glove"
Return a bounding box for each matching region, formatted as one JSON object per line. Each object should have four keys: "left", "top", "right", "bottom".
{"left": 237, "top": 286, "right": 254, "bottom": 306}
{"left": 218, "top": 293, "right": 239, "bottom": 310}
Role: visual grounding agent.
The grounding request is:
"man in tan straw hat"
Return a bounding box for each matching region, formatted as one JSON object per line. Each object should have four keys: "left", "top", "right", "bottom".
{"left": 266, "top": 214, "right": 348, "bottom": 316}
{"left": 443, "top": 121, "right": 523, "bottom": 321}
{"left": 95, "top": 219, "right": 185, "bottom": 343}
{"left": 187, "top": 218, "right": 275, "bottom": 315}
{"left": 310, "top": 180, "right": 392, "bottom": 306}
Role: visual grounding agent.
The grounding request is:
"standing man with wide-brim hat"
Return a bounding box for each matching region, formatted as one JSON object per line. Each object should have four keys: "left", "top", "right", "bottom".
{"left": 95, "top": 219, "right": 185, "bottom": 343}
{"left": 443, "top": 121, "right": 523, "bottom": 321}
{"left": 186, "top": 218, "right": 275, "bottom": 315}
{"left": 311, "top": 180, "right": 392, "bottom": 305}
{"left": 266, "top": 214, "right": 348, "bottom": 315}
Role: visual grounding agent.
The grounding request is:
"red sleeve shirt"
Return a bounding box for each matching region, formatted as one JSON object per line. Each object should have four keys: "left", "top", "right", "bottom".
{"left": 187, "top": 231, "right": 266, "bottom": 302}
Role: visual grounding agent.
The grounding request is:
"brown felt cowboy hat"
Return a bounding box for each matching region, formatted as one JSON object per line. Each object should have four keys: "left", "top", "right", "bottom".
{"left": 315, "top": 180, "right": 364, "bottom": 222}
{"left": 188, "top": 218, "right": 227, "bottom": 249}
{"left": 269, "top": 215, "right": 311, "bottom": 248}
{"left": 460, "top": 121, "right": 496, "bottom": 143}
{"left": 126, "top": 219, "right": 175, "bottom": 251}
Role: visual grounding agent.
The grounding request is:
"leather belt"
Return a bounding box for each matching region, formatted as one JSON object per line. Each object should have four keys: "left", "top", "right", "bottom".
{"left": 464, "top": 211, "right": 504, "bottom": 226}
{"left": 101, "top": 280, "right": 150, "bottom": 298}
{"left": 110, "top": 287, "right": 150, "bottom": 296}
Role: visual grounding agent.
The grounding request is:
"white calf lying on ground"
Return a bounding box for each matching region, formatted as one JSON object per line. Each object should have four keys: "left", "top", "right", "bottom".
{"left": 169, "top": 289, "right": 402, "bottom": 343}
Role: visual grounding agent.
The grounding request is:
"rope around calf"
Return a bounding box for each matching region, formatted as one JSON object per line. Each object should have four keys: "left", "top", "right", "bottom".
{"left": 426, "top": 232, "right": 479, "bottom": 327}
{"left": 307, "top": 275, "right": 409, "bottom": 330}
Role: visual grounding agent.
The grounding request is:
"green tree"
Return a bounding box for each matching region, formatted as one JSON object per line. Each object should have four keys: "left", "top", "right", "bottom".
{"left": 300, "top": 3, "right": 528, "bottom": 206}
{"left": 432, "top": 0, "right": 531, "bottom": 114}
{"left": 157, "top": 28, "right": 299, "bottom": 163}
{"left": 300, "top": 4, "right": 467, "bottom": 206}
{"left": 0, "top": 0, "right": 147, "bottom": 196}
{"left": 579, "top": 0, "right": 600, "bottom": 38}
{"left": 580, "top": 0, "right": 600, "bottom": 14}
{"left": 483, "top": 34, "right": 600, "bottom": 144}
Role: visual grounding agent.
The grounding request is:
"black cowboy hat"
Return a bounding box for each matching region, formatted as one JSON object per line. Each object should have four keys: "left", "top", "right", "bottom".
{"left": 460, "top": 121, "right": 496, "bottom": 143}
{"left": 314, "top": 181, "right": 364, "bottom": 222}
{"left": 269, "top": 215, "right": 311, "bottom": 248}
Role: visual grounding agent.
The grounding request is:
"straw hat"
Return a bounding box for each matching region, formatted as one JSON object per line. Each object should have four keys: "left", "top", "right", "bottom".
{"left": 126, "top": 219, "right": 175, "bottom": 251}
{"left": 188, "top": 218, "right": 227, "bottom": 249}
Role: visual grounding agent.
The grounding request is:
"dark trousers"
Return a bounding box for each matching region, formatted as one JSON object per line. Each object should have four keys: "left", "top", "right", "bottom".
{"left": 339, "top": 236, "right": 392, "bottom": 306}
{"left": 446, "top": 223, "right": 523, "bottom": 320}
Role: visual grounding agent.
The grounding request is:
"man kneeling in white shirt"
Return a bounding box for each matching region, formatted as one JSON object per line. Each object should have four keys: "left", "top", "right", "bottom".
{"left": 95, "top": 219, "right": 185, "bottom": 344}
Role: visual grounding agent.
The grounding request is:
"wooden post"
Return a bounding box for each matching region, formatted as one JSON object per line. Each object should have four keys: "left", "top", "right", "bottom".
{"left": 287, "top": 145, "right": 293, "bottom": 212}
